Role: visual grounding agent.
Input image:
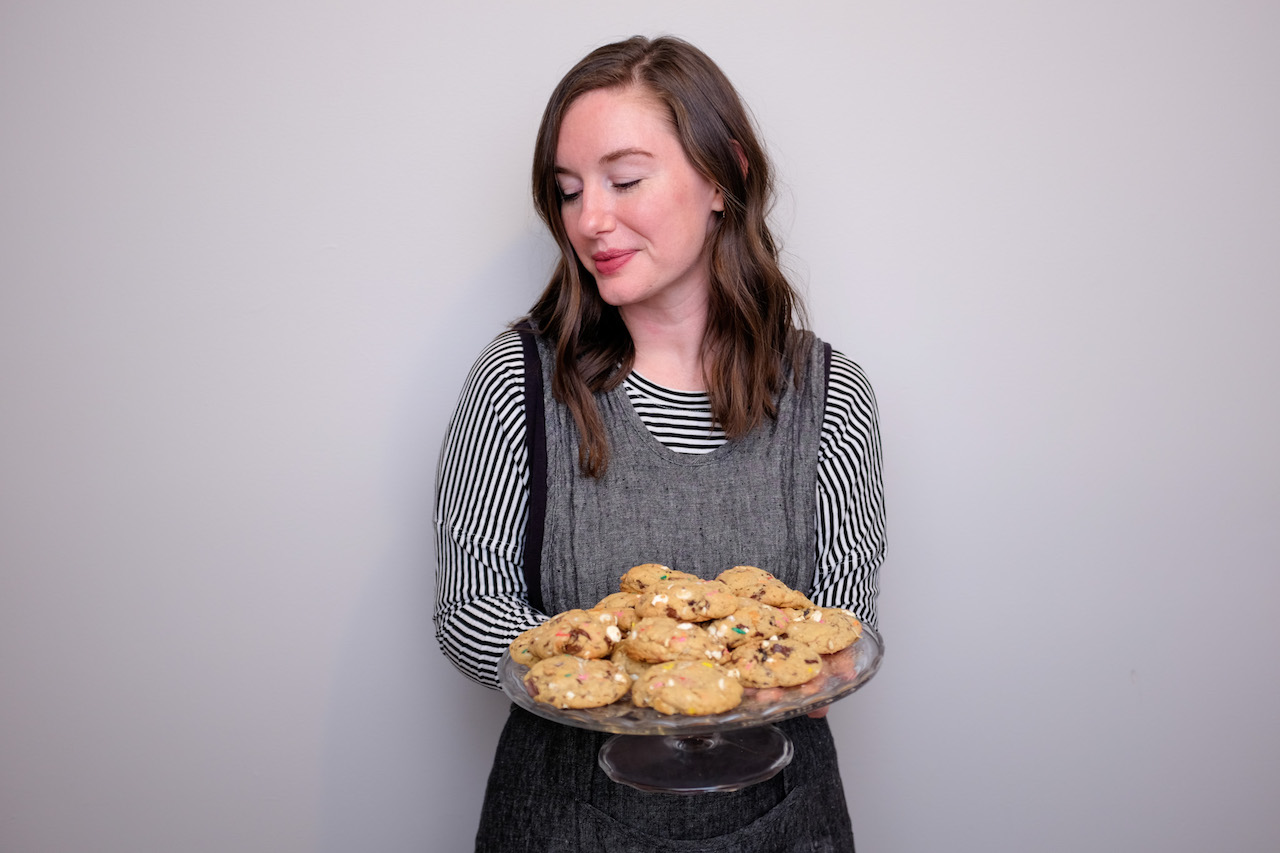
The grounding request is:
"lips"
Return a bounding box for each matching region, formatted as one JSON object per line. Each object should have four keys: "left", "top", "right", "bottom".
{"left": 591, "top": 249, "right": 636, "bottom": 276}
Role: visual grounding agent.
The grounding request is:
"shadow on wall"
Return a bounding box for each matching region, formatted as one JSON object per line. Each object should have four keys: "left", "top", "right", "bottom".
{"left": 316, "top": 230, "right": 556, "bottom": 852}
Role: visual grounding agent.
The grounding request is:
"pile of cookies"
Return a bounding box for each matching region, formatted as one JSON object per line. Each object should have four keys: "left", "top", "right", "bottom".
{"left": 511, "top": 563, "right": 862, "bottom": 716}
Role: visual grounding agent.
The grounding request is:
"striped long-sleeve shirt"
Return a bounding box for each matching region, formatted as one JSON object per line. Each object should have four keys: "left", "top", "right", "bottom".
{"left": 433, "top": 330, "right": 886, "bottom": 688}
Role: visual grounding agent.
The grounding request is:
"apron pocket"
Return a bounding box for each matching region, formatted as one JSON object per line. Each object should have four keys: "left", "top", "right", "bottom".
{"left": 577, "top": 783, "right": 832, "bottom": 852}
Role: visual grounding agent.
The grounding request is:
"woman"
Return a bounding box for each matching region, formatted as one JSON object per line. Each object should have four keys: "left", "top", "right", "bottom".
{"left": 435, "top": 36, "right": 886, "bottom": 851}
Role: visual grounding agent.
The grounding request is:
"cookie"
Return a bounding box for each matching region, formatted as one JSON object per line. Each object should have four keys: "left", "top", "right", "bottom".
{"left": 715, "top": 565, "right": 813, "bottom": 609}
{"left": 523, "top": 655, "right": 630, "bottom": 709}
{"left": 782, "top": 607, "right": 863, "bottom": 654}
{"left": 729, "top": 638, "right": 824, "bottom": 688}
{"left": 592, "top": 591, "right": 640, "bottom": 631}
{"left": 705, "top": 598, "right": 792, "bottom": 648}
{"left": 619, "top": 563, "right": 698, "bottom": 595}
{"left": 634, "top": 578, "right": 738, "bottom": 622}
{"left": 609, "top": 644, "right": 654, "bottom": 683}
{"left": 631, "top": 660, "right": 744, "bottom": 716}
{"left": 623, "top": 616, "right": 729, "bottom": 664}
{"left": 530, "top": 609, "right": 621, "bottom": 660}
{"left": 509, "top": 623, "right": 549, "bottom": 667}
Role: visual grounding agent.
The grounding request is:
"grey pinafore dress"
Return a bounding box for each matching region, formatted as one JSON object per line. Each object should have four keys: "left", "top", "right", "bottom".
{"left": 475, "top": 330, "right": 857, "bottom": 852}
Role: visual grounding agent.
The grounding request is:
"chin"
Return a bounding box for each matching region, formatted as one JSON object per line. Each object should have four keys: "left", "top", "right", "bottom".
{"left": 595, "top": 285, "right": 650, "bottom": 309}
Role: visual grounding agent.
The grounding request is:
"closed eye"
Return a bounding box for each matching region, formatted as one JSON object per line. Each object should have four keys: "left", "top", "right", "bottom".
{"left": 559, "top": 179, "right": 638, "bottom": 204}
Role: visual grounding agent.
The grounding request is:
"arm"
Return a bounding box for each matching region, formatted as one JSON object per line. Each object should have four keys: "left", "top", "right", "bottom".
{"left": 433, "top": 331, "right": 546, "bottom": 688}
{"left": 810, "top": 350, "right": 887, "bottom": 633}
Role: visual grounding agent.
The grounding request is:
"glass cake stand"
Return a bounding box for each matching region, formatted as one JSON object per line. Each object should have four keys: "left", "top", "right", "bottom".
{"left": 498, "top": 627, "right": 882, "bottom": 794}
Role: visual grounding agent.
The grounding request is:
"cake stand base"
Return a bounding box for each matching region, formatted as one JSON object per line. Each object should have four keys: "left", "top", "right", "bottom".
{"left": 597, "top": 724, "right": 794, "bottom": 794}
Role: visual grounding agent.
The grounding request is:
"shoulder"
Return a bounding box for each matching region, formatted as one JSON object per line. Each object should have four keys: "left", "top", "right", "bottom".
{"left": 821, "top": 347, "right": 881, "bottom": 445}
{"left": 455, "top": 329, "right": 526, "bottom": 402}
{"left": 469, "top": 328, "right": 525, "bottom": 382}
{"left": 445, "top": 330, "right": 529, "bottom": 441}
{"left": 826, "top": 349, "right": 876, "bottom": 404}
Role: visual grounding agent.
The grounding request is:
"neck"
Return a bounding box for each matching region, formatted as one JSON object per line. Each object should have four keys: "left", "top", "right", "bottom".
{"left": 620, "top": 301, "right": 708, "bottom": 392}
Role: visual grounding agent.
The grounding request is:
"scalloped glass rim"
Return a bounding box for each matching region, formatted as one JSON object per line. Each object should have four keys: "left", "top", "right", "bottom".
{"left": 499, "top": 626, "right": 883, "bottom": 736}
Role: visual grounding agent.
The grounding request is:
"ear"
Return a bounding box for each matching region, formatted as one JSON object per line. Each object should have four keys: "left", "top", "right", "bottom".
{"left": 712, "top": 141, "right": 748, "bottom": 214}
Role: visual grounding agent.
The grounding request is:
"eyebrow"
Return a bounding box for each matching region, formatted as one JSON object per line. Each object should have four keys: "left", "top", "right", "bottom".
{"left": 555, "top": 147, "right": 654, "bottom": 175}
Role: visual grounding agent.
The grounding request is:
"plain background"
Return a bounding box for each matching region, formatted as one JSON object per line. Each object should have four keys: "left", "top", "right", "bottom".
{"left": 3, "top": 2, "right": 1278, "bottom": 851}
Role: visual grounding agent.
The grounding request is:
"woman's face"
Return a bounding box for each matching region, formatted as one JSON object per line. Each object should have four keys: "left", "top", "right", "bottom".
{"left": 554, "top": 86, "right": 723, "bottom": 320}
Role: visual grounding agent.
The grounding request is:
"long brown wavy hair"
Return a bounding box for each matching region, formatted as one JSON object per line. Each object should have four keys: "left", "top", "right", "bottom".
{"left": 527, "top": 35, "right": 808, "bottom": 477}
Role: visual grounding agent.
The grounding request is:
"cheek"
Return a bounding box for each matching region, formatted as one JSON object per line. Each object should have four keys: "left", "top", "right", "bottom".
{"left": 668, "top": 184, "right": 718, "bottom": 232}
{"left": 560, "top": 216, "right": 588, "bottom": 250}
{"left": 616, "top": 196, "right": 667, "bottom": 240}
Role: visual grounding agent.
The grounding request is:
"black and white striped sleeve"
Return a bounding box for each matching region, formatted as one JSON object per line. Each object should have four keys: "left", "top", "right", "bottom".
{"left": 433, "top": 330, "right": 544, "bottom": 689}
{"left": 810, "top": 350, "right": 887, "bottom": 632}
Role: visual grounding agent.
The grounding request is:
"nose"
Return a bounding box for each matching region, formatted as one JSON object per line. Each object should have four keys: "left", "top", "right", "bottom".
{"left": 577, "top": 186, "right": 615, "bottom": 236}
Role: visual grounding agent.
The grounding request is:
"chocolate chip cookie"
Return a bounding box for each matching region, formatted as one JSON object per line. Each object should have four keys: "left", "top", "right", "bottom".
{"left": 623, "top": 616, "right": 729, "bottom": 664}
{"left": 634, "top": 578, "right": 737, "bottom": 622}
{"left": 730, "top": 638, "right": 824, "bottom": 688}
{"left": 524, "top": 655, "right": 631, "bottom": 709}
{"left": 631, "top": 659, "right": 744, "bottom": 716}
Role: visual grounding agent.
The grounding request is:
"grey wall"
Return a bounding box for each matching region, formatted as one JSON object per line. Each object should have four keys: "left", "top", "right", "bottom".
{"left": 3, "top": 2, "right": 1278, "bottom": 851}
